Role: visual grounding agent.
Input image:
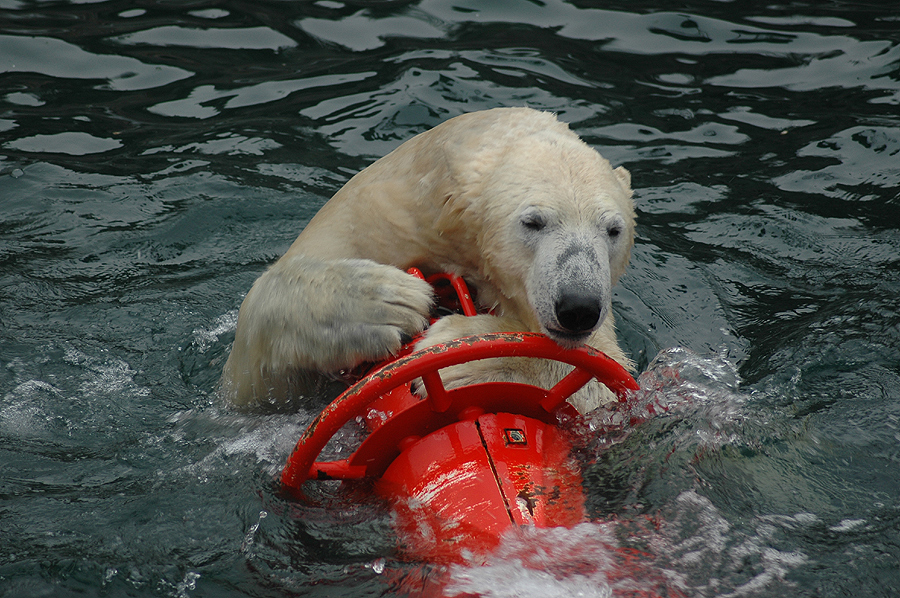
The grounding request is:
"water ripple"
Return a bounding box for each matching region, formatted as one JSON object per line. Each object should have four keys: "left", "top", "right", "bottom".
{"left": 0, "top": 34, "right": 192, "bottom": 91}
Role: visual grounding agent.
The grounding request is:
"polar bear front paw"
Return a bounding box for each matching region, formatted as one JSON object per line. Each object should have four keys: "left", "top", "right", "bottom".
{"left": 308, "top": 259, "right": 435, "bottom": 369}
{"left": 235, "top": 256, "right": 434, "bottom": 375}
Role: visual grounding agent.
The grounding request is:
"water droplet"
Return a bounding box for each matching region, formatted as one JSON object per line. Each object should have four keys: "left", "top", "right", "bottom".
{"left": 370, "top": 557, "right": 386, "bottom": 574}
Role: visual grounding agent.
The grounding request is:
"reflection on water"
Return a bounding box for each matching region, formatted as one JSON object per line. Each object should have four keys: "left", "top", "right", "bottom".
{"left": 1, "top": 1, "right": 899, "bottom": 597}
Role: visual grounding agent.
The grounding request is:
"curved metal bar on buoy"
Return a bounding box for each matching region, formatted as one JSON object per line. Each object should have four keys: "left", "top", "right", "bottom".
{"left": 282, "top": 332, "right": 639, "bottom": 491}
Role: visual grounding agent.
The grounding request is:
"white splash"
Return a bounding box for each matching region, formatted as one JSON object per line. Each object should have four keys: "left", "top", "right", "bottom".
{"left": 443, "top": 523, "right": 678, "bottom": 598}
{"left": 190, "top": 310, "right": 238, "bottom": 353}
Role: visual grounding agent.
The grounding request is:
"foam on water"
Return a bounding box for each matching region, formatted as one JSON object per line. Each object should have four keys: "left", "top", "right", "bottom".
{"left": 654, "top": 491, "right": 810, "bottom": 597}
{"left": 0, "top": 379, "right": 62, "bottom": 437}
{"left": 168, "top": 409, "right": 307, "bottom": 479}
{"left": 1, "top": 344, "right": 152, "bottom": 442}
{"left": 189, "top": 310, "right": 238, "bottom": 354}
{"left": 63, "top": 345, "right": 151, "bottom": 401}
{"left": 442, "top": 523, "right": 665, "bottom": 598}
{"left": 581, "top": 346, "right": 749, "bottom": 457}
{"left": 439, "top": 484, "right": 810, "bottom": 598}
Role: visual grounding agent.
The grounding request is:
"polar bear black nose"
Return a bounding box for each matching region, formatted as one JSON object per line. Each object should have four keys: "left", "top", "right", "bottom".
{"left": 555, "top": 292, "right": 601, "bottom": 333}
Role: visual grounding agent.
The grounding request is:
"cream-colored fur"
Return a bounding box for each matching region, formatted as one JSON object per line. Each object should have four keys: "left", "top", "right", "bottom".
{"left": 220, "top": 107, "right": 635, "bottom": 412}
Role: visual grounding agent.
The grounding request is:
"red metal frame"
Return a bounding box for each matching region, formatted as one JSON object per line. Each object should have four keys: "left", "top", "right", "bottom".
{"left": 282, "top": 332, "right": 639, "bottom": 491}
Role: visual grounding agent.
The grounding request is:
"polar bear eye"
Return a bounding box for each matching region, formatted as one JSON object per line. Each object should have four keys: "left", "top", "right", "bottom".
{"left": 603, "top": 215, "right": 626, "bottom": 241}
{"left": 520, "top": 212, "right": 547, "bottom": 232}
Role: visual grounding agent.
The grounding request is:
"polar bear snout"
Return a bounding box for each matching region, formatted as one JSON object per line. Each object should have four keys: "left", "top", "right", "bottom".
{"left": 554, "top": 289, "right": 602, "bottom": 335}
{"left": 526, "top": 231, "right": 613, "bottom": 346}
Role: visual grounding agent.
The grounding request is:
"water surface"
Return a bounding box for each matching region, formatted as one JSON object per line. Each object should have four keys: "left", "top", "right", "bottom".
{"left": 1, "top": 1, "right": 898, "bottom": 596}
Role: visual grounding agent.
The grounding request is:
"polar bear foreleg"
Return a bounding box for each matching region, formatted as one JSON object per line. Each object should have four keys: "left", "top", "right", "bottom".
{"left": 221, "top": 255, "right": 433, "bottom": 408}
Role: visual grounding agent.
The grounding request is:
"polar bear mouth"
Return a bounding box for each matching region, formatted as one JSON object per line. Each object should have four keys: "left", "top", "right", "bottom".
{"left": 544, "top": 326, "right": 592, "bottom": 347}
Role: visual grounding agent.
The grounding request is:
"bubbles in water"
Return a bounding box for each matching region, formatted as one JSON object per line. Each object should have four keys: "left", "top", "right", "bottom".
{"left": 564, "top": 349, "right": 812, "bottom": 596}
{"left": 241, "top": 510, "right": 268, "bottom": 553}
{"left": 169, "top": 409, "right": 309, "bottom": 478}
{"left": 0, "top": 379, "right": 62, "bottom": 437}
{"left": 189, "top": 310, "right": 238, "bottom": 354}
{"left": 583, "top": 346, "right": 748, "bottom": 454}
{"left": 447, "top": 562, "right": 612, "bottom": 598}
{"left": 639, "top": 346, "right": 741, "bottom": 397}
{"left": 1, "top": 345, "right": 152, "bottom": 441}
{"left": 180, "top": 310, "right": 239, "bottom": 391}
{"left": 442, "top": 523, "right": 677, "bottom": 598}
{"left": 652, "top": 491, "right": 809, "bottom": 597}
{"left": 437, "top": 490, "right": 808, "bottom": 598}
{"left": 175, "top": 571, "right": 201, "bottom": 598}
{"left": 368, "top": 557, "right": 386, "bottom": 575}
{"left": 62, "top": 344, "right": 150, "bottom": 400}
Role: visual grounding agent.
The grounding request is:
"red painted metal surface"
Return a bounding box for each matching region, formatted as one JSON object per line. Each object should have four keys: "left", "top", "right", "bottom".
{"left": 280, "top": 272, "right": 642, "bottom": 567}
{"left": 378, "top": 411, "right": 587, "bottom": 562}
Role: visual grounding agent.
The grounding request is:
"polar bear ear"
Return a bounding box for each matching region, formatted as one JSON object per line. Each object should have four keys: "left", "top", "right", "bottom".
{"left": 613, "top": 166, "right": 632, "bottom": 194}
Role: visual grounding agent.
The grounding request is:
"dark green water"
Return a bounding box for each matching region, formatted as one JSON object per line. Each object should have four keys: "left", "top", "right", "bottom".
{"left": 1, "top": 1, "right": 898, "bottom": 596}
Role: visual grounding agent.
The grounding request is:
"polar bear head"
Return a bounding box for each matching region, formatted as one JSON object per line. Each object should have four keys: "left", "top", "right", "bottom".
{"left": 438, "top": 111, "right": 635, "bottom": 347}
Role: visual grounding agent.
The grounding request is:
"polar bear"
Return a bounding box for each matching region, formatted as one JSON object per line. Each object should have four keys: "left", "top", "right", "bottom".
{"left": 220, "top": 107, "right": 635, "bottom": 412}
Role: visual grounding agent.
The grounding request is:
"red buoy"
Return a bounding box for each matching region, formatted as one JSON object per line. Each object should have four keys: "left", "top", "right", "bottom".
{"left": 281, "top": 271, "right": 639, "bottom": 564}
